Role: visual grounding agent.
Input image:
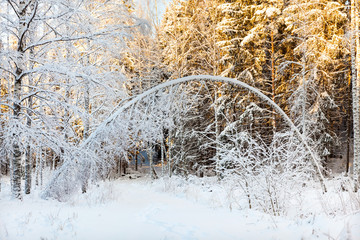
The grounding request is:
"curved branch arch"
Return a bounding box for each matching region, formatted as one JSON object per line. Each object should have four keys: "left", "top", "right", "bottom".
{"left": 82, "top": 75, "right": 326, "bottom": 191}
{"left": 43, "top": 75, "right": 327, "bottom": 199}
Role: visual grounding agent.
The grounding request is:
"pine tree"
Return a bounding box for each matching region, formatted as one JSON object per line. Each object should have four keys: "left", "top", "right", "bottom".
{"left": 158, "top": 0, "right": 224, "bottom": 175}
{"left": 159, "top": 0, "right": 222, "bottom": 78}
{"left": 215, "top": 0, "right": 288, "bottom": 142}
{"left": 283, "top": 0, "right": 348, "bottom": 165}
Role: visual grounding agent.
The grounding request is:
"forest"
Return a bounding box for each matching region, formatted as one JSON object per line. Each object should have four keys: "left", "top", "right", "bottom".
{"left": 0, "top": 0, "right": 360, "bottom": 239}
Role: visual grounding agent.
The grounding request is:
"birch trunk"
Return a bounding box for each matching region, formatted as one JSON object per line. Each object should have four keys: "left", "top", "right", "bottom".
{"left": 168, "top": 129, "right": 173, "bottom": 177}
{"left": 214, "top": 87, "right": 221, "bottom": 178}
{"left": 346, "top": 70, "right": 352, "bottom": 175}
{"left": 351, "top": 0, "right": 360, "bottom": 192}
{"left": 24, "top": 138, "right": 31, "bottom": 194}
{"left": 12, "top": 0, "right": 31, "bottom": 199}
{"left": 81, "top": 40, "right": 91, "bottom": 194}
{"left": 83, "top": 40, "right": 91, "bottom": 140}
{"left": 161, "top": 136, "right": 165, "bottom": 176}
{"left": 148, "top": 144, "right": 154, "bottom": 179}
{"left": 40, "top": 149, "right": 44, "bottom": 187}
{"left": 25, "top": 19, "right": 36, "bottom": 194}
{"left": 35, "top": 149, "right": 39, "bottom": 186}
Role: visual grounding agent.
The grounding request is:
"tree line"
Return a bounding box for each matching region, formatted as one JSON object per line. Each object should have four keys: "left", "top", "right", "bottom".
{"left": 1, "top": 0, "right": 360, "bottom": 200}
{"left": 146, "top": 0, "right": 359, "bottom": 189}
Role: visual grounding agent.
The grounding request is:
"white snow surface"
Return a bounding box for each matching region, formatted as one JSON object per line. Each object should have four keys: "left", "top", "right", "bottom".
{"left": 0, "top": 176, "right": 359, "bottom": 240}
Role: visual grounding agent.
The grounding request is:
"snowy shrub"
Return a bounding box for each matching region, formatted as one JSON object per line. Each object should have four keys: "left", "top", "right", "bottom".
{"left": 41, "top": 148, "right": 101, "bottom": 201}
{"left": 81, "top": 181, "right": 117, "bottom": 206}
{"left": 216, "top": 131, "right": 314, "bottom": 216}
{"left": 42, "top": 90, "right": 179, "bottom": 200}
{"left": 42, "top": 165, "right": 80, "bottom": 202}
{"left": 318, "top": 175, "right": 360, "bottom": 216}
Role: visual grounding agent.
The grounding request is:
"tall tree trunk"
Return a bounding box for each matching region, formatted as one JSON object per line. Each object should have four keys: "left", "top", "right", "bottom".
{"left": 40, "top": 149, "right": 44, "bottom": 187}
{"left": 135, "top": 150, "right": 138, "bottom": 172}
{"left": 24, "top": 132, "right": 32, "bottom": 194}
{"left": 271, "top": 20, "right": 276, "bottom": 133}
{"left": 351, "top": 0, "right": 360, "bottom": 191}
{"left": 12, "top": 0, "right": 31, "bottom": 199}
{"left": 84, "top": 80, "right": 90, "bottom": 140}
{"left": 25, "top": 29, "right": 35, "bottom": 194}
{"left": 346, "top": 70, "right": 352, "bottom": 175}
{"left": 214, "top": 88, "right": 221, "bottom": 178}
{"left": 148, "top": 144, "right": 154, "bottom": 179}
{"left": 81, "top": 40, "right": 91, "bottom": 194}
{"left": 167, "top": 130, "right": 173, "bottom": 177}
{"left": 161, "top": 134, "right": 165, "bottom": 176}
{"left": 301, "top": 56, "right": 307, "bottom": 137}
{"left": 35, "top": 148, "right": 40, "bottom": 186}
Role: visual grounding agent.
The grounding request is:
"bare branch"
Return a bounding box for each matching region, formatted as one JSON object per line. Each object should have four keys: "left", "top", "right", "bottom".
{"left": 6, "top": 0, "right": 20, "bottom": 19}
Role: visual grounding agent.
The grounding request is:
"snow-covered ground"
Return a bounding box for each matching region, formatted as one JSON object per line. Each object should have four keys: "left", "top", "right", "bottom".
{"left": 0, "top": 176, "right": 359, "bottom": 240}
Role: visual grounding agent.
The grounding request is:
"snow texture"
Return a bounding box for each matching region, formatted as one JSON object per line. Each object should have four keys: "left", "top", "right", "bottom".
{"left": 0, "top": 176, "right": 359, "bottom": 240}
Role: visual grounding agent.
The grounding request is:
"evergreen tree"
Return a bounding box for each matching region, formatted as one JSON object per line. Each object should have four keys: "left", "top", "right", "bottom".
{"left": 158, "top": 0, "right": 223, "bottom": 175}
{"left": 283, "top": 0, "right": 348, "bottom": 164}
